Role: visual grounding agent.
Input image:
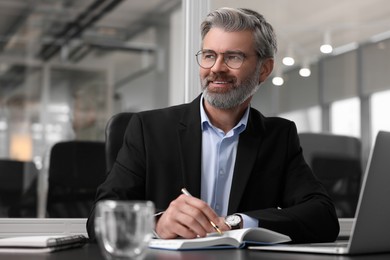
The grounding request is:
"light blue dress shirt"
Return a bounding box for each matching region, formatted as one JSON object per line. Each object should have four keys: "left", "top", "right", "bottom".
{"left": 200, "top": 96, "right": 258, "bottom": 228}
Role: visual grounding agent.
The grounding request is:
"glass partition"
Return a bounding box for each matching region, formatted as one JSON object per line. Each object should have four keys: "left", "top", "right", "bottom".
{"left": 0, "top": 0, "right": 183, "bottom": 218}
{"left": 2, "top": 0, "right": 390, "bottom": 219}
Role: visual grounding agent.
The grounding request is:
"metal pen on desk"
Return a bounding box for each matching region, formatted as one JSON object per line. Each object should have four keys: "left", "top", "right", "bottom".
{"left": 181, "top": 188, "right": 223, "bottom": 235}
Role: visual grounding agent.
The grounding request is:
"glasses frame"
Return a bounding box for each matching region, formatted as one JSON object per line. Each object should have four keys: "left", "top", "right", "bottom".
{"left": 195, "top": 50, "right": 257, "bottom": 69}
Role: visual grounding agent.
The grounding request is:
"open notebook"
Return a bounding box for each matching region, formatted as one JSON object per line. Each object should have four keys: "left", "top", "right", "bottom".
{"left": 250, "top": 131, "right": 390, "bottom": 255}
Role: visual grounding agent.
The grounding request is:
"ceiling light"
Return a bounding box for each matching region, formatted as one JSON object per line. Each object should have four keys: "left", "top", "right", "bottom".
{"left": 282, "top": 56, "right": 295, "bottom": 66}
{"left": 299, "top": 67, "right": 311, "bottom": 77}
{"left": 283, "top": 45, "right": 295, "bottom": 66}
{"left": 299, "top": 60, "right": 311, "bottom": 77}
{"left": 320, "top": 44, "right": 333, "bottom": 54}
{"left": 272, "top": 76, "right": 284, "bottom": 86}
{"left": 320, "top": 31, "right": 333, "bottom": 54}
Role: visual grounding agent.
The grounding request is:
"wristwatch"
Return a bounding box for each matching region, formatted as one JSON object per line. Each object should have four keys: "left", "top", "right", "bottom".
{"left": 224, "top": 214, "right": 242, "bottom": 230}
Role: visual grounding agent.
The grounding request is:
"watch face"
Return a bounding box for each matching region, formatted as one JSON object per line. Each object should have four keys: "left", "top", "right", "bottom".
{"left": 226, "top": 215, "right": 241, "bottom": 226}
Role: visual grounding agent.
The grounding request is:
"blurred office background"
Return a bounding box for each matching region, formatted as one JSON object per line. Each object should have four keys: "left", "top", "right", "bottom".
{"left": 0, "top": 0, "right": 390, "bottom": 218}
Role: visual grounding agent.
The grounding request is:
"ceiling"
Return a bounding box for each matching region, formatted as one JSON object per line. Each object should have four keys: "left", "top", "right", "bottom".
{"left": 1, "top": 0, "right": 390, "bottom": 90}
{"left": 213, "top": 0, "right": 390, "bottom": 68}
{"left": 0, "top": 0, "right": 179, "bottom": 63}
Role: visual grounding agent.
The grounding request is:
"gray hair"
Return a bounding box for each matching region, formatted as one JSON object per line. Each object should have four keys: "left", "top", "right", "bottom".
{"left": 201, "top": 7, "right": 277, "bottom": 59}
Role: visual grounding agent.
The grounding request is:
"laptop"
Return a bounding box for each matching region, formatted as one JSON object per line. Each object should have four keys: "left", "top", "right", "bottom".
{"left": 249, "top": 131, "right": 390, "bottom": 255}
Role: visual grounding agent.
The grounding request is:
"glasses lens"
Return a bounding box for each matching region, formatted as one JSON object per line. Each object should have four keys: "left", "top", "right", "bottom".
{"left": 196, "top": 51, "right": 215, "bottom": 69}
{"left": 224, "top": 53, "right": 245, "bottom": 69}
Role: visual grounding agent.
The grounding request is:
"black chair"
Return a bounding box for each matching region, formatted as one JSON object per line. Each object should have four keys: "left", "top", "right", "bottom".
{"left": 46, "top": 141, "right": 106, "bottom": 218}
{"left": 311, "top": 155, "right": 362, "bottom": 218}
{"left": 0, "top": 159, "right": 38, "bottom": 217}
{"left": 299, "top": 133, "right": 363, "bottom": 218}
{"left": 105, "top": 112, "right": 133, "bottom": 173}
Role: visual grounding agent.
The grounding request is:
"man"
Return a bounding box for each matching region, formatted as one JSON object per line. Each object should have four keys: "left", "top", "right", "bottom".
{"left": 87, "top": 7, "right": 339, "bottom": 243}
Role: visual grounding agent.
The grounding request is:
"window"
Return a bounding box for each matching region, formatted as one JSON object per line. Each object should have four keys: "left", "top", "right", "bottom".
{"left": 371, "top": 90, "right": 390, "bottom": 143}
{"left": 330, "top": 98, "right": 360, "bottom": 137}
{"left": 279, "top": 106, "right": 321, "bottom": 133}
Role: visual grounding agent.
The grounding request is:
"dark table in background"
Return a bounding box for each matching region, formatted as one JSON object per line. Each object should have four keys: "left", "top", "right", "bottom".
{"left": 0, "top": 243, "right": 389, "bottom": 260}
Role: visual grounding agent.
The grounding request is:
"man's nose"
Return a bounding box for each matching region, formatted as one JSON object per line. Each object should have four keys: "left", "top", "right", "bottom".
{"left": 211, "top": 55, "right": 229, "bottom": 72}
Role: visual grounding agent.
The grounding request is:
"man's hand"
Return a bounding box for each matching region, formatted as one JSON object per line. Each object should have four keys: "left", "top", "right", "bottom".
{"left": 155, "top": 194, "right": 228, "bottom": 239}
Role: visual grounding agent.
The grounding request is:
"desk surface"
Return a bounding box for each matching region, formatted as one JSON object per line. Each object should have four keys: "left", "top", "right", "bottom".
{"left": 0, "top": 243, "right": 390, "bottom": 260}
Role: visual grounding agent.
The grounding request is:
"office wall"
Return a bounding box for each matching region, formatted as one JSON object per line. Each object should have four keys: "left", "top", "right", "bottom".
{"left": 361, "top": 38, "right": 390, "bottom": 95}
{"left": 322, "top": 51, "right": 358, "bottom": 103}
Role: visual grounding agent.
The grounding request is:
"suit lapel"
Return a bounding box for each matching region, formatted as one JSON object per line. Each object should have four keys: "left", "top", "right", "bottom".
{"left": 228, "top": 109, "right": 265, "bottom": 214}
{"left": 177, "top": 96, "right": 202, "bottom": 198}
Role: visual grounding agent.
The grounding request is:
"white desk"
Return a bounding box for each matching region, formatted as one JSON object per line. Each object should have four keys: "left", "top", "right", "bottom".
{"left": 0, "top": 218, "right": 352, "bottom": 240}
{"left": 0, "top": 218, "right": 87, "bottom": 238}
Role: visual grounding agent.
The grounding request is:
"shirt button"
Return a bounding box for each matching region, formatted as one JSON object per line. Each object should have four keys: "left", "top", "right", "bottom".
{"left": 219, "top": 169, "right": 224, "bottom": 175}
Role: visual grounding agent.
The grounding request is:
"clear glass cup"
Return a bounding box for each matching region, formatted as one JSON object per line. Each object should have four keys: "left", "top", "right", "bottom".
{"left": 95, "top": 200, "right": 155, "bottom": 260}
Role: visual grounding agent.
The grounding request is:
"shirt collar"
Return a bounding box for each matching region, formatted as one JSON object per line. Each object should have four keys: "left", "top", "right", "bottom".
{"left": 200, "top": 95, "right": 250, "bottom": 134}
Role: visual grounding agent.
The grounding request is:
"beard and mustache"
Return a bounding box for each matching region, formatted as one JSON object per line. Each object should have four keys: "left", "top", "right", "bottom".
{"left": 201, "top": 65, "right": 261, "bottom": 109}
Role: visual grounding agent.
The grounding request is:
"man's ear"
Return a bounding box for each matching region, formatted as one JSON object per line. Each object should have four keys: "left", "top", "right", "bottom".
{"left": 259, "top": 58, "right": 274, "bottom": 83}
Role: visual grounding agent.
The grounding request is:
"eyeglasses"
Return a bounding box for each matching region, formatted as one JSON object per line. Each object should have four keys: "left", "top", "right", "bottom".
{"left": 195, "top": 50, "right": 254, "bottom": 69}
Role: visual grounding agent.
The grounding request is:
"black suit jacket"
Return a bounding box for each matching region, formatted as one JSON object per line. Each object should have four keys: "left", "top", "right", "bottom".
{"left": 87, "top": 95, "right": 339, "bottom": 242}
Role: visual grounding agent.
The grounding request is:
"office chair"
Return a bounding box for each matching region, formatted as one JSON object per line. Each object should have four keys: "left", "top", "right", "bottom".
{"left": 0, "top": 159, "right": 38, "bottom": 217}
{"left": 105, "top": 112, "right": 133, "bottom": 173}
{"left": 299, "top": 133, "right": 363, "bottom": 218}
{"left": 46, "top": 140, "right": 106, "bottom": 218}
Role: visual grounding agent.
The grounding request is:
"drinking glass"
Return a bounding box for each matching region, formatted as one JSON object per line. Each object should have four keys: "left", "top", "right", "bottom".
{"left": 95, "top": 200, "right": 155, "bottom": 260}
